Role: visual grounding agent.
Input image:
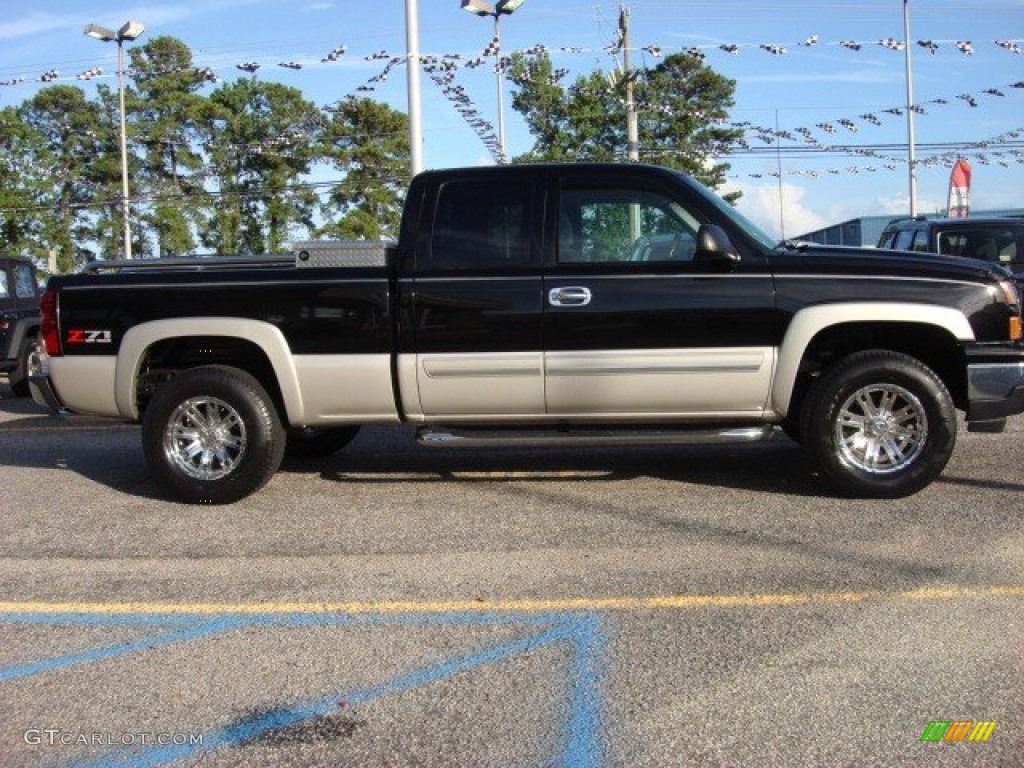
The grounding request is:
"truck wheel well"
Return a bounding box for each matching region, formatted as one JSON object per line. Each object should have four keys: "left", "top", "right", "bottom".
{"left": 788, "top": 322, "right": 966, "bottom": 417}
{"left": 136, "top": 336, "right": 285, "bottom": 419}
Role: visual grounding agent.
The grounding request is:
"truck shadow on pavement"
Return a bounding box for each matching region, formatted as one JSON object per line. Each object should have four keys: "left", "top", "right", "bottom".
{"left": 3, "top": 386, "right": 1021, "bottom": 501}
{"left": 0, "top": 406, "right": 824, "bottom": 502}
{"left": 312, "top": 435, "right": 826, "bottom": 498}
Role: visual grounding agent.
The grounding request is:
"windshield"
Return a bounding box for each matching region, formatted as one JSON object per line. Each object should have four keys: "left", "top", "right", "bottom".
{"left": 674, "top": 172, "right": 778, "bottom": 250}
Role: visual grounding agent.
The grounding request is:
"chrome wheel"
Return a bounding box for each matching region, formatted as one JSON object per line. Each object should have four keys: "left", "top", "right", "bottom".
{"left": 834, "top": 383, "right": 927, "bottom": 474}
{"left": 163, "top": 396, "right": 248, "bottom": 481}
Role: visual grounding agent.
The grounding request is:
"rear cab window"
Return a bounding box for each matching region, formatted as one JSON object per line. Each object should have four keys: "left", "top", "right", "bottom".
{"left": 422, "top": 179, "right": 536, "bottom": 273}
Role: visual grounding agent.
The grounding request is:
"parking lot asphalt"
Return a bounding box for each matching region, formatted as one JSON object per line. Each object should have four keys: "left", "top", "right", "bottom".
{"left": 0, "top": 381, "right": 1021, "bottom": 767}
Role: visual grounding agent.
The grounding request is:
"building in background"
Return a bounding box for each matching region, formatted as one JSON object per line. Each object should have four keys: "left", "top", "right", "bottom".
{"left": 793, "top": 208, "right": 1024, "bottom": 248}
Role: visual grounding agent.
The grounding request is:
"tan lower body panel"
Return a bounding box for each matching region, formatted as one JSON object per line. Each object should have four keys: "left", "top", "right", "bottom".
{"left": 400, "top": 348, "right": 775, "bottom": 421}
{"left": 49, "top": 356, "right": 120, "bottom": 417}
{"left": 292, "top": 354, "right": 400, "bottom": 425}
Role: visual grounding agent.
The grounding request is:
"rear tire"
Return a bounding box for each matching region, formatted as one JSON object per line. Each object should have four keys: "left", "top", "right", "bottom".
{"left": 799, "top": 350, "right": 956, "bottom": 498}
{"left": 142, "top": 366, "right": 285, "bottom": 504}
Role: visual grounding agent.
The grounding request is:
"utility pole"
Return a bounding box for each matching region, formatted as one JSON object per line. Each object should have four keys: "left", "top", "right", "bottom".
{"left": 621, "top": 5, "right": 639, "bottom": 162}
{"left": 405, "top": 0, "right": 424, "bottom": 175}
{"left": 903, "top": 0, "right": 918, "bottom": 216}
{"left": 620, "top": 5, "right": 641, "bottom": 242}
{"left": 775, "top": 109, "right": 785, "bottom": 240}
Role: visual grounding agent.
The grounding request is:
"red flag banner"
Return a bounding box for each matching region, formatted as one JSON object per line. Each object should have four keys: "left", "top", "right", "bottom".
{"left": 947, "top": 157, "right": 972, "bottom": 217}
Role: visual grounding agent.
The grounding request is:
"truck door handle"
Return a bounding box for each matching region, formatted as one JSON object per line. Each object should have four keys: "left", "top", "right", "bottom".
{"left": 548, "top": 286, "right": 592, "bottom": 307}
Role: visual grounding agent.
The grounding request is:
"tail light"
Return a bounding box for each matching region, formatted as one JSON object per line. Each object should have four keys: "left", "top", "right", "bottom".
{"left": 40, "top": 289, "right": 62, "bottom": 357}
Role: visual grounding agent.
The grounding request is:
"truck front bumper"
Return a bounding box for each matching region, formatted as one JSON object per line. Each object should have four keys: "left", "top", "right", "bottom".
{"left": 965, "top": 343, "right": 1024, "bottom": 422}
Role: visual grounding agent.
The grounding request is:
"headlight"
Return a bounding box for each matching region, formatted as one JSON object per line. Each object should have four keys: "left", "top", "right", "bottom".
{"left": 996, "top": 279, "right": 1020, "bottom": 308}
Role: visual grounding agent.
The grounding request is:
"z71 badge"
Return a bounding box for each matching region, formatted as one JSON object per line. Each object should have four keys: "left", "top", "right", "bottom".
{"left": 66, "top": 329, "right": 113, "bottom": 344}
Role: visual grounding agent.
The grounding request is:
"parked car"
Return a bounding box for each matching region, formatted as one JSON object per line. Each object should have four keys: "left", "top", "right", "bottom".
{"left": 0, "top": 257, "right": 42, "bottom": 396}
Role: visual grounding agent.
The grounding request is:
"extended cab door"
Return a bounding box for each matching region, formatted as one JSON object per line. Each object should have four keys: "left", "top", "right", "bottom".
{"left": 402, "top": 173, "right": 545, "bottom": 419}
{"left": 542, "top": 170, "right": 777, "bottom": 419}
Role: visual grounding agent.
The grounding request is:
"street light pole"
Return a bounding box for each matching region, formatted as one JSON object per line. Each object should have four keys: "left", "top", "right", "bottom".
{"left": 493, "top": 12, "right": 506, "bottom": 157}
{"left": 116, "top": 39, "right": 132, "bottom": 259}
{"left": 461, "top": 0, "right": 525, "bottom": 162}
{"left": 84, "top": 21, "right": 145, "bottom": 259}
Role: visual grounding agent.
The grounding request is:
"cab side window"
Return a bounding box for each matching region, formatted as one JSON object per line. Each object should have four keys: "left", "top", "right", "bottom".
{"left": 425, "top": 180, "right": 534, "bottom": 272}
{"left": 0, "top": 269, "right": 8, "bottom": 299}
{"left": 557, "top": 187, "right": 701, "bottom": 264}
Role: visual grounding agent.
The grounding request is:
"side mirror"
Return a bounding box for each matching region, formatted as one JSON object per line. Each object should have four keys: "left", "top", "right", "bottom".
{"left": 694, "top": 224, "right": 741, "bottom": 269}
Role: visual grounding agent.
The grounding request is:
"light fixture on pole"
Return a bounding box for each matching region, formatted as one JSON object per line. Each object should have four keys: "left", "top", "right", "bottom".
{"left": 84, "top": 20, "right": 145, "bottom": 259}
{"left": 460, "top": 0, "right": 525, "bottom": 161}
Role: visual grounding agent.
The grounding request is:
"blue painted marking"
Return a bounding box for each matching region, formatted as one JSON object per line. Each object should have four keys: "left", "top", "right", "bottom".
{"left": 66, "top": 620, "right": 582, "bottom": 768}
{"left": 563, "top": 614, "right": 605, "bottom": 768}
{"left": 0, "top": 618, "right": 242, "bottom": 682}
{"left": 1, "top": 609, "right": 608, "bottom": 767}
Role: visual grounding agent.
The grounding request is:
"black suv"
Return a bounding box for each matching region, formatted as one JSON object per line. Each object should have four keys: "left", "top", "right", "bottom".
{"left": 0, "top": 257, "right": 42, "bottom": 396}
{"left": 877, "top": 216, "right": 1024, "bottom": 287}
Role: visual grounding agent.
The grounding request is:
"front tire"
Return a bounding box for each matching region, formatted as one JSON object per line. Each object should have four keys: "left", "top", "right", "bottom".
{"left": 799, "top": 350, "right": 956, "bottom": 498}
{"left": 142, "top": 366, "right": 285, "bottom": 504}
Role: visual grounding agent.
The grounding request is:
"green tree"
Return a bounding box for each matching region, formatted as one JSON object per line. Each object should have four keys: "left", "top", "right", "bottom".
{"left": 18, "top": 86, "right": 113, "bottom": 271}
{"left": 128, "top": 36, "right": 212, "bottom": 257}
{"left": 318, "top": 97, "right": 410, "bottom": 240}
{"left": 509, "top": 52, "right": 742, "bottom": 199}
{"left": 0, "top": 107, "right": 46, "bottom": 259}
{"left": 199, "top": 79, "right": 321, "bottom": 253}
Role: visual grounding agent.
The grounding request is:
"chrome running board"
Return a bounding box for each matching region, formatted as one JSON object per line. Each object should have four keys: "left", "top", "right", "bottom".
{"left": 416, "top": 425, "right": 776, "bottom": 448}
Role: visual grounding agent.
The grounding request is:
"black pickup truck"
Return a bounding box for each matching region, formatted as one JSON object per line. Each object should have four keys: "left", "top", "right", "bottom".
{"left": 30, "top": 163, "right": 1024, "bottom": 503}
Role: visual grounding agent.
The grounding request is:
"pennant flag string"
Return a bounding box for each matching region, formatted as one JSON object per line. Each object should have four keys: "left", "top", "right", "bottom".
{"left": 2, "top": 33, "right": 1020, "bottom": 177}
{"left": 2, "top": 36, "right": 1022, "bottom": 90}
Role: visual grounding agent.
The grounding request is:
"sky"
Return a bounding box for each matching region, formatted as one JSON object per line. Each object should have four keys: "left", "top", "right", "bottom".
{"left": 0, "top": 0, "right": 1021, "bottom": 240}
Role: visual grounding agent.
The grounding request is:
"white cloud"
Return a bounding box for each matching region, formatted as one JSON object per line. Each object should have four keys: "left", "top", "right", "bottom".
{"left": 726, "top": 180, "right": 828, "bottom": 239}
{"left": 0, "top": 12, "right": 79, "bottom": 41}
{"left": 874, "top": 193, "right": 945, "bottom": 216}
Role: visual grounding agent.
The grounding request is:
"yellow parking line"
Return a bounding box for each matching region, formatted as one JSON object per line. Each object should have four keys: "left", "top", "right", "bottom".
{"left": 0, "top": 585, "right": 1021, "bottom": 616}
